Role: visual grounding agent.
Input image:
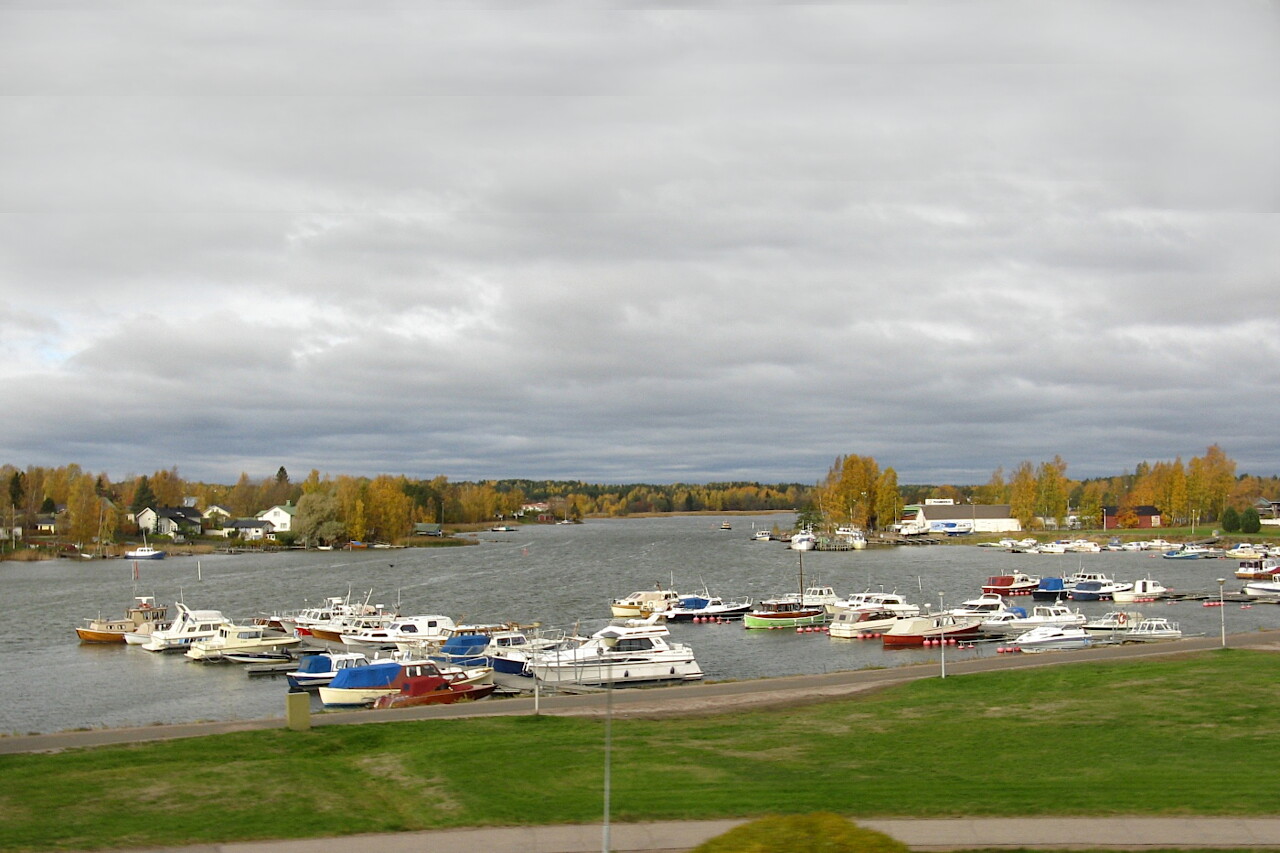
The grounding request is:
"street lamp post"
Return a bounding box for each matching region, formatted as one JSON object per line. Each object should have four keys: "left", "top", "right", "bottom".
{"left": 938, "top": 591, "right": 946, "bottom": 679}
{"left": 598, "top": 629, "right": 620, "bottom": 853}
{"left": 1217, "top": 578, "right": 1226, "bottom": 648}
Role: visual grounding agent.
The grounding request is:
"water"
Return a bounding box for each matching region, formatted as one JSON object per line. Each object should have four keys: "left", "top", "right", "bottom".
{"left": 2, "top": 515, "right": 1271, "bottom": 735}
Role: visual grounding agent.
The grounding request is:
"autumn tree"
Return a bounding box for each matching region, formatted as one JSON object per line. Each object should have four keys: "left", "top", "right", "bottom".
{"left": 365, "top": 475, "right": 413, "bottom": 542}
{"left": 1035, "top": 456, "right": 1069, "bottom": 528}
{"left": 874, "top": 468, "right": 901, "bottom": 530}
{"left": 1009, "top": 462, "right": 1037, "bottom": 528}
{"left": 293, "top": 491, "right": 344, "bottom": 547}
{"left": 65, "top": 476, "right": 100, "bottom": 547}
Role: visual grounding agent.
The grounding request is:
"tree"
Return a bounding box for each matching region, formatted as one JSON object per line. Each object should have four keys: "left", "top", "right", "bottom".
{"left": 1220, "top": 506, "right": 1241, "bottom": 533}
{"left": 874, "top": 468, "right": 901, "bottom": 530}
{"left": 293, "top": 491, "right": 343, "bottom": 547}
{"left": 65, "top": 477, "right": 100, "bottom": 547}
{"left": 1009, "top": 462, "right": 1038, "bottom": 528}
{"left": 130, "top": 475, "right": 157, "bottom": 513}
{"left": 1035, "top": 456, "right": 1069, "bottom": 528}
{"left": 8, "top": 471, "right": 24, "bottom": 509}
{"left": 1241, "top": 506, "right": 1262, "bottom": 534}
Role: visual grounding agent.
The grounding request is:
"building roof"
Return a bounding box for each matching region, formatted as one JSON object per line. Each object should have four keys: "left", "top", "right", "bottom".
{"left": 1102, "top": 505, "right": 1161, "bottom": 516}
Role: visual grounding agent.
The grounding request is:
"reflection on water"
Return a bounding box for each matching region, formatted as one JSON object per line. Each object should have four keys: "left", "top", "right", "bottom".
{"left": 1, "top": 515, "right": 1269, "bottom": 734}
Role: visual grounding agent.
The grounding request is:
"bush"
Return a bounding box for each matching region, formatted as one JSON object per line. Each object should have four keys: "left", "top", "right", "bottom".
{"left": 1220, "top": 506, "right": 1241, "bottom": 533}
{"left": 1241, "top": 507, "right": 1262, "bottom": 535}
{"left": 691, "top": 814, "right": 909, "bottom": 853}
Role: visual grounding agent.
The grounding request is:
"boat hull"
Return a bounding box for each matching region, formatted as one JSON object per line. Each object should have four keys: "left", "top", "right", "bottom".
{"left": 742, "top": 610, "right": 826, "bottom": 629}
{"left": 372, "top": 682, "right": 497, "bottom": 709}
{"left": 75, "top": 627, "right": 127, "bottom": 643}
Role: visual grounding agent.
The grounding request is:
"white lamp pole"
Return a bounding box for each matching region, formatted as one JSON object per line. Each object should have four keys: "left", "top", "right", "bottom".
{"left": 938, "top": 591, "right": 946, "bottom": 679}
{"left": 1217, "top": 578, "right": 1226, "bottom": 648}
{"left": 599, "top": 629, "right": 620, "bottom": 853}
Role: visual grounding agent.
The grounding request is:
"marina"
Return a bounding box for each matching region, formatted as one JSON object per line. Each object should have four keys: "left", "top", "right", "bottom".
{"left": 4, "top": 514, "right": 1278, "bottom": 735}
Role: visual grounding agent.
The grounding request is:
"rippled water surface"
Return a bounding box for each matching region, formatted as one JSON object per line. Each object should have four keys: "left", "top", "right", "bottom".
{"left": 2, "top": 515, "right": 1271, "bottom": 734}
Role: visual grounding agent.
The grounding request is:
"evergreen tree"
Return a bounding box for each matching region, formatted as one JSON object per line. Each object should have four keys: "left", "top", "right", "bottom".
{"left": 1220, "top": 506, "right": 1241, "bottom": 533}
{"left": 130, "top": 475, "right": 157, "bottom": 513}
{"left": 1241, "top": 507, "right": 1262, "bottom": 534}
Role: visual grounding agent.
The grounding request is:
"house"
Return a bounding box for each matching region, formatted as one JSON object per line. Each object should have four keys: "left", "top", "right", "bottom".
{"left": 135, "top": 506, "right": 204, "bottom": 537}
{"left": 1254, "top": 498, "right": 1280, "bottom": 519}
{"left": 1101, "top": 505, "right": 1162, "bottom": 529}
{"left": 898, "top": 502, "right": 1021, "bottom": 535}
{"left": 221, "top": 518, "right": 275, "bottom": 541}
{"left": 202, "top": 504, "right": 233, "bottom": 524}
{"left": 257, "top": 501, "right": 296, "bottom": 534}
{"left": 521, "top": 502, "right": 551, "bottom": 515}
{"left": 412, "top": 522, "right": 442, "bottom": 537}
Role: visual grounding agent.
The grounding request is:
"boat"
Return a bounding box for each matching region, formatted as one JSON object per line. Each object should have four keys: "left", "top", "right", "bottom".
{"left": 1081, "top": 610, "right": 1143, "bottom": 635}
{"left": 527, "top": 619, "right": 703, "bottom": 686}
{"left": 184, "top": 622, "right": 302, "bottom": 662}
{"left": 140, "top": 603, "right": 234, "bottom": 652}
{"left": 788, "top": 529, "right": 817, "bottom": 551}
{"left": 981, "top": 573, "right": 1040, "bottom": 596}
{"left": 1032, "top": 577, "right": 1071, "bottom": 600}
{"left": 828, "top": 608, "right": 903, "bottom": 639}
{"left": 1124, "top": 617, "right": 1182, "bottom": 642}
{"left": 1068, "top": 577, "right": 1134, "bottom": 602}
{"left": 307, "top": 605, "right": 397, "bottom": 644}
{"left": 1234, "top": 558, "right": 1280, "bottom": 580}
{"left": 371, "top": 669, "right": 498, "bottom": 709}
{"left": 947, "top": 593, "right": 1012, "bottom": 619}
{"left": 753, "top": 529, "right": 773, "bottom": 542}
{"left": 830, "top": 591, "right": 920, "bottom": 617}
{"left": 478, "top": 628, "right": 573, "bottom": 677}
{"left": 1243, "top": 577, "right": 1280, "bottom": 597}
{"left": 124, "top": 533, "right": 166, "bottom": 560}
{"left": 834, "top": 527, "right": 868, "bottom": 549}
{"left": 609, "top": 587, "right": 680, "bottom": 618}
{"left": 75, "top": 596, "right": 170, "bottom": 644}
{"left": 663, "top": 590, "right": 753, "bottom": 622}
{"left": 980, "top": 602, "right": 1087, "bottom": 636}
{"left": 342, "top": 614, "right": 456, "bottom": 649}
{"left": 742, "top": 598, "right": 827, "bottom": 629}
{"left": 782, "top": 585, "right": 841, "bottom": 611}
{"left": 318, "top": 657, "right": 493, "bottom": 707}
{"left": 490, "top": 524, "right": 517, "bottom": 532}
{"left": 1112, "top": 577, "right": 1168, "bottom": 603}
{"left": 1226, "top": 544, "right": 1265, "bottom": 559}
{"left": 720, "top": 521, "right": 732, "bottom": 530}
{"left": 286, "top": 651, "right": 371, "bottom": 690}
{"left": 881, "top": 613, "right": 981, "bottom": 647}
{"left": 1163, "top": 544, "right": 1223, "bottom": 560}
{"left": 1009, "top": 625, "right": 1094, "bottom": 652}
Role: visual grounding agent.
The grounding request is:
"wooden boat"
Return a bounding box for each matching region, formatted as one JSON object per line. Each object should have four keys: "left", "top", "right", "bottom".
{"left": 743, "top": 550, "right": 827, "bottom": 630}
{"left": 371, "top": 672, "right": 498, "bottom": 709}
{"left": 75, "top": 596, "right": 170, "bottom": 643}
{"left": 609, "top": 587, "right": 680, "bottom": 618}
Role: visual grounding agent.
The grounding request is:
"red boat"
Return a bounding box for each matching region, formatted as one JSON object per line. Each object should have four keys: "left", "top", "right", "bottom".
{"left": 981, "top": 573, "right": 1040, "bottom": 596}
{"left": 371, "top": 666, "right": 497, "bottom": 709}
{"left": 881, "top": 613, "right": 982, "bottom": 647}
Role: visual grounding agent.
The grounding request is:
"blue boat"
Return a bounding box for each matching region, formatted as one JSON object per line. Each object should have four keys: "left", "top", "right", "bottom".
{"left": 431, "top": 634, "right": 491, "bottom": 668}
{"left": 1032, "top": 577, "right": 1069, "bottom": 600}
{"left": 317, "top": 661, "right": 402, "bottom": 707}
{"left": 286, "top": 651, "right": 369, "bottom": 690}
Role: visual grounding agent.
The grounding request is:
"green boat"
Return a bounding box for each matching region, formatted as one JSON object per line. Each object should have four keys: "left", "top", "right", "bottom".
{"left": 743, "top": 598, "right": 828, "bottom": 629}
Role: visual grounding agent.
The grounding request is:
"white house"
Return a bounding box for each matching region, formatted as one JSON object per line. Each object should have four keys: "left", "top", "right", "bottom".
{"left": 257, "top": 501, "right": 296, "bottom": 533}
{"left": 136, "top": 506, "right": 203, "bottom": 537}
{"left": 221, "top": 518, "right": 275, "bottom": 541}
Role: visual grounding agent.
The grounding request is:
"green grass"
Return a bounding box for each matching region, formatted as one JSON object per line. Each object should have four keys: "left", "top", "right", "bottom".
{"left": 3, "top": 649, "right": 1279, "bottom": 851}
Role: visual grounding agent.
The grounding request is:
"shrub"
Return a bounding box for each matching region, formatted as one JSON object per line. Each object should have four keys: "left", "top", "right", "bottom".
{"left": 1221, "top": 507, "right": 1241, "bottom": 533}
{"left": 691, "top": 814, "right": 909, "bottom": 853}
{"left": 1241, "top": 507, "right": 1262, "bottom": 535}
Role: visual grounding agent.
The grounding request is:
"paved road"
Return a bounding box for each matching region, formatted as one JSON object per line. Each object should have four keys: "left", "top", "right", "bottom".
{"left": 70, "top": 817, "right": 1280, "bottom": 852}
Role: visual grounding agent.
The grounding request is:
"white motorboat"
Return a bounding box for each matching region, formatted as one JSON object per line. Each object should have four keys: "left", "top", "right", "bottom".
{"left": 286, "top": 651, "right": 371, "bottom": 690}
{"left": 664, "top": 590, "right": 753, "bottom": 621}
{"left": 1124, "top": 617, "right": 1182, "bottom": 642}
{"left": 829, "top": 591, "right": 920, "bottom": 617}
{"left": 184, "top": 622, "right": 302, "bottom": 662}
{"left": 1081, "top": 610, "right": 1144, "bottom": 635}
{"left": 753, "top": 529, "right": 773, "bottom": 541}
{"left": 1112, "top": 577, "right": 1168, "bottom": 603}
{"left": 947, "top": 593, "right": 1011, "bottom": 618}
{"left": 828, "top": 608, "right": 903, "bottom": 639}
{"left": 141, "top": 603, "right": 233, "bottom": 652}
{"left": 1235, "top": 558, "right": 1280, "bottom": 580}
{"left": 789, "top": 529, "right": 817, "bottom": 551}
{"left": 1009, "top": 625, "right": 1093, "bottom": 653}
{"left": 980, "top": 602, "right": 1087, "bottom": 636}
{"left": 1068, "top": 577, "right": 1134, "bottom": 602}
{"left": 124, "top": 532, "right": 165, "bottom": 560}
{"left": 834, "top": 527, "right": 867, "bottom": 549}
{"left": 527, "top": 619, "right": 703, "bottom": 686}
{"left": 1243, "top": 577, "right": 1280, "bottom": 597}
{"left": 343, "top": 614, "right": 456, "bottom": 649}
{"left": 610, "top": 587, "right": 680, "bottom": 618}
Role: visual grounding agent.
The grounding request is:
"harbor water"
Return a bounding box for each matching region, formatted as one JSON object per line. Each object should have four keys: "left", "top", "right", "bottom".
{"left": 3, "top": 514, "right": 1273, "bottom": 735}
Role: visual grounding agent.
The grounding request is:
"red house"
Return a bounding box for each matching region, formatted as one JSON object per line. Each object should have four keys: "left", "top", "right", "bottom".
{"left": 1101, "top": 505, "right": 1162, "bottom": 529}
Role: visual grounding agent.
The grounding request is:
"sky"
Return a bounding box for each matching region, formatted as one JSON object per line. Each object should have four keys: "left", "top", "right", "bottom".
{"left": 2, "top": 1, "right": 1278, "bottom": 488}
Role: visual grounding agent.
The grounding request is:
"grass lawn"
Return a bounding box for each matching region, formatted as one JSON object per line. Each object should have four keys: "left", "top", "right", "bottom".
{"left": 3, "top": 648, "right": 1278, "bottom": 851}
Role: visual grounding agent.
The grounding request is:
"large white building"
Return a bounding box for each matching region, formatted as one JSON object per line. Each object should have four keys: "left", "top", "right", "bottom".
{"left": 897, "top": 500, "right": 1021, "bottom": 535}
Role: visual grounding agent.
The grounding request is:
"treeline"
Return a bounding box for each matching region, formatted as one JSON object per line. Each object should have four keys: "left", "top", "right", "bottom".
{"left": 0, "top": 464, "right": 809, "bottom": 546}
{"left": 817, "top": 444, "right": 1274, "bottom": 530}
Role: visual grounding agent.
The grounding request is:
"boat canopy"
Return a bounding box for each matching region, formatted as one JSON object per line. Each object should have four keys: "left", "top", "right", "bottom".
{"left": 329, "top": 662, "right": 399, "bottom": 689}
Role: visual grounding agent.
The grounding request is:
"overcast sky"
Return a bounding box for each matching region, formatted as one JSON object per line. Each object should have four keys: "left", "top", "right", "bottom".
{"left": 2, "top": 1, "right": 1278, "bottom": 487}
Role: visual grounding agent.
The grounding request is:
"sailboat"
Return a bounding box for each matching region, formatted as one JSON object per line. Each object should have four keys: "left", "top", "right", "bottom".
{"left": 743, "top": 550, "right": 828, "bottom": 629}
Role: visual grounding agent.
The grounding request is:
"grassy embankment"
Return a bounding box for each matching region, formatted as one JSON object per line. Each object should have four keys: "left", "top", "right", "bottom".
{"left": 3, "top": 649, "right": 1279, "bottom": 851}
